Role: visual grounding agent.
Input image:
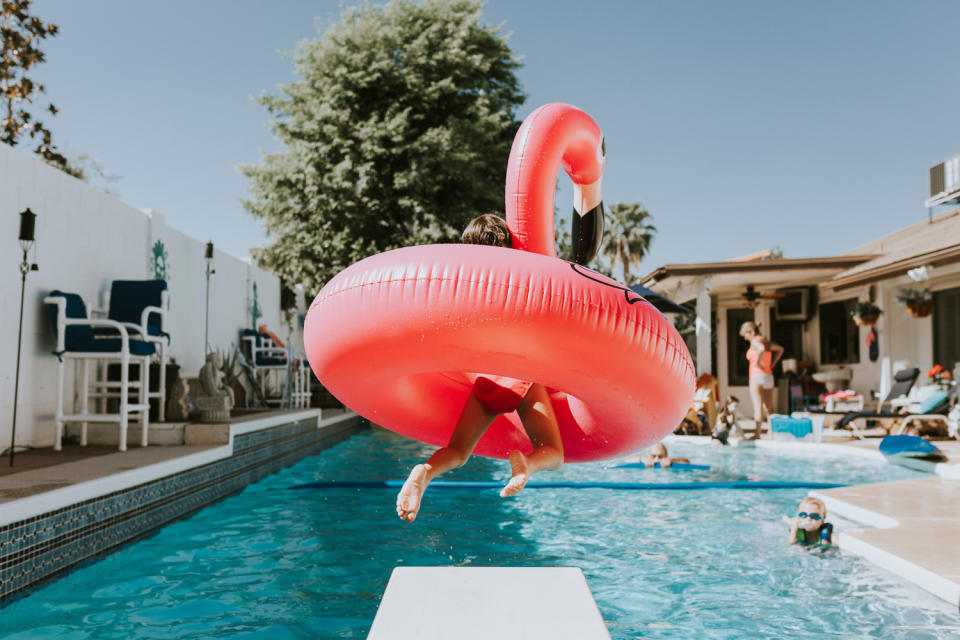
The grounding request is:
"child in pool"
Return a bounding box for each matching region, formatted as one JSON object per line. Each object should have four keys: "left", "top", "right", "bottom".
{"left": 396, "top": 214, "right": 565, "bottom": 523}
{"left": 787, "top": 496, "right": 833, "bottom": 546}
{"left": 625, "top": 442, "right": 690, "bottom": 468}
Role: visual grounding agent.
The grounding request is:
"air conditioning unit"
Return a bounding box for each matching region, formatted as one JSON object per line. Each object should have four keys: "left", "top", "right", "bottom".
{"left": 926, "top": 153, "right": 960, "bottom": 208}
{"left": 775, "top": 288, "right": 814, "bottom": 321}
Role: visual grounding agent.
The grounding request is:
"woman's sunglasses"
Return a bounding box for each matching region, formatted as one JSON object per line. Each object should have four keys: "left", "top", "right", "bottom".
{"left": 797, "top": 512, "right": 822, "bottom": 521}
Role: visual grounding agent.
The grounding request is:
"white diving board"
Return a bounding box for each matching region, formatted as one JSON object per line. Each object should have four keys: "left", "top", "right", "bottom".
{"left": 367, "top": 567, "right": 611, "bottom": 639}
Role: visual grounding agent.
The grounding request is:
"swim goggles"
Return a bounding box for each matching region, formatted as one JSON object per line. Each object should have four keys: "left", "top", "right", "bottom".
{"left": 797, "top": 512, "right": 822, "bottom": 520}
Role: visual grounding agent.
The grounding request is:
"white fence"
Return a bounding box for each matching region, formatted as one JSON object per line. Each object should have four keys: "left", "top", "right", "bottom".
{"left": 1, "top": 143, "right": 283, "bottom": 448}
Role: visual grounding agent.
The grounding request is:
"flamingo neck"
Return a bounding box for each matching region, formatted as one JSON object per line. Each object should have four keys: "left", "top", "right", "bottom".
{"left": 504, "top": 104, "right": 605, "bottom": 258}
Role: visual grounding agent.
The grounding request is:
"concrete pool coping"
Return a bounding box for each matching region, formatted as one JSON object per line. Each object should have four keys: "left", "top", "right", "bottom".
{"left": 665, "top": 434, "right": 960, "bottom": 608}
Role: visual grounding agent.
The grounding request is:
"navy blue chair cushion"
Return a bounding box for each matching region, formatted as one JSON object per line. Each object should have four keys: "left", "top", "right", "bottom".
{"left": 108, "top": 280, "right": 166, "bottom": 336}
{"left": 48, "top": 291, "right": 156, "bottom": 356}
{"left": 255, "top": 355, "right": 286, "bottom": 366}
{"left": 47, "top": 290, "right": 96, "bottom": 350}
{"left": 69, "top": 338, "right": 157, "bottom": 356}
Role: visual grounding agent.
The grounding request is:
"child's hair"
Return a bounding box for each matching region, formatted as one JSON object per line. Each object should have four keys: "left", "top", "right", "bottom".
{"left": 649, "top": 442, "right": 668, "bottom": 456}
{"left": 800, "top": 497, "right": 826, "bottom": 515}
{"left": 461, "top": 213, "right": 511, "bottom": 248}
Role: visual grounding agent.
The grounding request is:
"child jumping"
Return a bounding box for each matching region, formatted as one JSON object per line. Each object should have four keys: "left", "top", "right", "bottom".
{"left": 396, "top": 214, "right": 565, "bottom": 523}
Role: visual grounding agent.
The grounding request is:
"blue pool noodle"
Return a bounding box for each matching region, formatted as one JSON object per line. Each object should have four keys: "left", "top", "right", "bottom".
{"left": 290, "top": 480, "right": 847, "bottom": 491}
{"left": 611, "top": 462, "right": 711, "bottom": 470}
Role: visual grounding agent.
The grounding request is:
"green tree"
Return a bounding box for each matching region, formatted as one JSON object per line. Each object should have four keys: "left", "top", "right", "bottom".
{"left": 241, "top": 0, "right": 525, "bottom": 297}
{"left": 600, "top": 202, "right": 656, "bottom": 285}
{"left": 0, "top": 0, "right": 71, "bottom": 172}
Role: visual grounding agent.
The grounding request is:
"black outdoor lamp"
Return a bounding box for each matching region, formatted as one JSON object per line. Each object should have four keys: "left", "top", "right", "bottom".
{"left": 10, "top": 208, "right": 39, "bottom": 467}
{"left": 204, "top": 241, "right": 215, "bottom": 354}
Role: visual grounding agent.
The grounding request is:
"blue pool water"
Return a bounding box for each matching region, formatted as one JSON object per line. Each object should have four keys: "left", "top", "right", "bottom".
{"left": 2, "top": 431, "right": 958, "bottom": 639}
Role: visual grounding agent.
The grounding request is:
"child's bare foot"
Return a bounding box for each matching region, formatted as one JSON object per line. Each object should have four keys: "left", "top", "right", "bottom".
{"left": 501, "top": 450, "right": 529, "bottom": 497}
{"left": 396, "top": 464, "right": 429, "bottom": 522}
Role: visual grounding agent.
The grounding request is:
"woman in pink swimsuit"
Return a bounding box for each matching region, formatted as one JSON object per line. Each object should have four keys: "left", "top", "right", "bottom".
{"left": 739, "top": 321, "right": 783, "bottom": 440}
{"left": 396, "top": 214, "right": 564, "bottom": 522}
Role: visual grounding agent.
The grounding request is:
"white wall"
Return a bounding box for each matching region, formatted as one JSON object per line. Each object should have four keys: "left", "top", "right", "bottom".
{"left": 0, "top": 143, "right": 282, "bottom": 449}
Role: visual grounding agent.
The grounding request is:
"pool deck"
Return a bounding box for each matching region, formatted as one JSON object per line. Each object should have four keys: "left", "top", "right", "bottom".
{"left": 0, "top": 444, "right": 219, "bottom": 503}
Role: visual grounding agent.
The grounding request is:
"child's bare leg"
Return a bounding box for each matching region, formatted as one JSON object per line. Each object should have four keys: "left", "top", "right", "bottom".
{"left": 397, "top": 391, "right": 495, "bottom": 522}
{"left": 759, "top": 386, "right": 774, "bottom": 439}
{"left": 502, "top": 383, "right": 563, "bottom": 497}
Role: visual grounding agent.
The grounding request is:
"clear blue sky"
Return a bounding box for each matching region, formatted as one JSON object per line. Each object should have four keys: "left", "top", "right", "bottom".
{"left": 28, "top": 0, "right": 960, "bottom": 276}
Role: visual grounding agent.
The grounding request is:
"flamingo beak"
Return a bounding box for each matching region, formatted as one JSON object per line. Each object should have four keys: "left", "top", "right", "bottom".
{"left": 571, "top": 202, "right": 604, "bottom": 265}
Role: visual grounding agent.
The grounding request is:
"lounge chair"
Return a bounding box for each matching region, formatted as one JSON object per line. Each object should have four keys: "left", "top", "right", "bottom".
{"left": 45, "top": 291, "right": 154, "bottom": 451}
{"left": 892, "top": 383, "right": 958, "bottom": 438}
{"left": 834, "top": 366, "right": 920, "bottom": 432}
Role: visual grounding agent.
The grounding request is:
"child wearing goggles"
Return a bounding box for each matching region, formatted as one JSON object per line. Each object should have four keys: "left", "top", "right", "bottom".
{"left": 788, "top": 497, "right": 833, "bottom": 546}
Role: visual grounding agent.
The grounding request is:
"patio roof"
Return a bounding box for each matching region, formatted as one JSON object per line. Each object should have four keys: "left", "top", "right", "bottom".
{"left": 642, "top": 255, "right": 875, "bottom": 283}
{"left": 640, "top": 255, "right": 877, "bottom": 300}
{"left": 823, "top": 208, "right": 960, "bottom": 291}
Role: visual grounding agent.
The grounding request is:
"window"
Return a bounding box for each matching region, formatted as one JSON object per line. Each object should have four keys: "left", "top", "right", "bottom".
{"left": 934, "top": 286, "right": 960, "bottom": 375}
{"left": 819, "top": 299, "right": 860, "bottom": 364}
{"left": 727, "top": 308, "right": 754, "bottom": 386}
{"left": 769, "top": 308, "right": 803, "bottom": 376}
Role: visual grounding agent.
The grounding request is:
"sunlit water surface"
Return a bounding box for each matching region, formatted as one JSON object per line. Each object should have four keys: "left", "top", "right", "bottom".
{"left": 2, "top": 431, "right": 958, "bottom": 639}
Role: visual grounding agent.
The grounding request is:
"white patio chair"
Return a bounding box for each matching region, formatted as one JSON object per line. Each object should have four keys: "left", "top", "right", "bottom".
{"left": 240, "top": 329, "right": 311, "bottom": 409}
{"left": 93, "top": 280, "right": 170, "bottom": 421}
{"left": 45, "top": 291, "right": 154, "bottom": 451}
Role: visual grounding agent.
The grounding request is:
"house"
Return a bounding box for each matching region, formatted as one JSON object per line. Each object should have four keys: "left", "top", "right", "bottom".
{"left": 640, "top": 207, "right": 960, "bottom": 419}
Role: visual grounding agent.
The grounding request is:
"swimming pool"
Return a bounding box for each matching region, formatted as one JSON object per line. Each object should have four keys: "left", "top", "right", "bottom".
{"left": 1, "top": 430, "right": 957, "bottom": 638}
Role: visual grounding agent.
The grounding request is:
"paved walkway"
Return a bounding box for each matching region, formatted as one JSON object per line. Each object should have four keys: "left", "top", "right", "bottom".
{"left": 0, "top": 444, "right": 121, "bottom": 478}
{"left": 0, "top": 445, "right": 217, "bottom": 503}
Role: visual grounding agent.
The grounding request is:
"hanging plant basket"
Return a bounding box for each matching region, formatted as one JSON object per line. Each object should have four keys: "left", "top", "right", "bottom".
{"left": 906, "top": 299, "right": 934, "bottom": 318}
{"left": 851, "top": 302, "right": 882, "bottom": 327}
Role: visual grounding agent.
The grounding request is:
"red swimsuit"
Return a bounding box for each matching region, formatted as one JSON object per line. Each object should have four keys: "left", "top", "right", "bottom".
{"left": 471, "top": 375, "right": 534, "bottom": 414}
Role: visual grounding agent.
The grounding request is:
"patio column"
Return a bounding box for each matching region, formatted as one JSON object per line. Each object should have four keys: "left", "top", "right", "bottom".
{"left": 696, "top": 277, "right": 712, "bottom": 376}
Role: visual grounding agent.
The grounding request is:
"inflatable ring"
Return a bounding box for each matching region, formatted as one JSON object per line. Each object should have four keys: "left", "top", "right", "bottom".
{"left": 304, "top": 103, "right": 695, "bottom": 462}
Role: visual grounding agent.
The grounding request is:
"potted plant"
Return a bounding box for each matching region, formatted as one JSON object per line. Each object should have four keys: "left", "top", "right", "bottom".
{"left": 851, "top": 301, "right": 882, "bottom": 326}
{"left": 895, "top": 287, "right": 933, "bottom": 318}
{"left": 928, "top": 364, "right": 953, "bottom": 391}
{"left": 218, "top": 346, "right": 245, "bottom": 408}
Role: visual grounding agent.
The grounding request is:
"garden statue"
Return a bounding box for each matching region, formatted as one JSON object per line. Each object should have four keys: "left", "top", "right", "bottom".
{"left": 197, "top": 351, "right": 234, "bottom": 422}
{"left": 166, "top": 373, "right": 190, "bottom": 421}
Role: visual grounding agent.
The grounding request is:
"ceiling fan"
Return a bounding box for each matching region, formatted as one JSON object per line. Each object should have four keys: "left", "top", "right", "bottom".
{"left": 741, "top": 285, "right": 786, "bottom": 308}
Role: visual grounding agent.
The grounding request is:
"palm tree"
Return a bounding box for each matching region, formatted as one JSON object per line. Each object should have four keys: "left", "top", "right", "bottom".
{"left": 601, "top": 202, "right": 656, "bottom": 285}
